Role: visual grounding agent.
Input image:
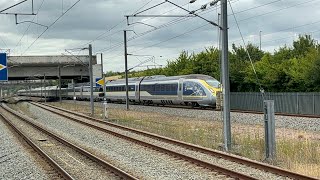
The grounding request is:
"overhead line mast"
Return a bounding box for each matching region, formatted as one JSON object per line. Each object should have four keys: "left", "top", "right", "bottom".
{"left": 126, "top": 0, "right": 232, "bottom": 151}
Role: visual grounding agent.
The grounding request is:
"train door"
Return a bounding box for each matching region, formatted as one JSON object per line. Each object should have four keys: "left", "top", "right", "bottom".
{"left": 80, "top": 86, "right": 83, "bottom": 100}
{"left": 135, "top": 82, "right": 140, "bottom": 102}
{"left": 178, "top": 78, "right": 184, "bottom": 101}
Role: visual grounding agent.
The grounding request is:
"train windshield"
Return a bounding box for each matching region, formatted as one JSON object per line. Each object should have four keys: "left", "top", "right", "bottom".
{"left": 205, "top": 79, "right": 220, "bottom": 88}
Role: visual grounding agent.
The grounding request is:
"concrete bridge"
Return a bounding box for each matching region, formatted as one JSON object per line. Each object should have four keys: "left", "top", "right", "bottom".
{"left": 7, "top": 55, "right": 101, "bottom": 82}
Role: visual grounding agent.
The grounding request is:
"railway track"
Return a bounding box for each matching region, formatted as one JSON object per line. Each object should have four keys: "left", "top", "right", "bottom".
{"left": 153, "top": 104, "right": 320, "bottom": 118}
{"left": 66, "top": 100, "right": 320, "bottom": 119}
{"left": 31, "top": 102, "right": 317, "bottom": 180}
{"left": 0, "top": 103, "right": 137, "bottom": 180}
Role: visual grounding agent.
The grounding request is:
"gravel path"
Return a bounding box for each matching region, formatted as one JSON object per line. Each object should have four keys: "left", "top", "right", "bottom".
{"left": 0, "top": 110, "right": 53, "bottom": 180}
{"left": 63, "top": 100, "right": 320, "bottom": 132}
{"left": 14, "top": 102, "right": 233, "bottom": 179}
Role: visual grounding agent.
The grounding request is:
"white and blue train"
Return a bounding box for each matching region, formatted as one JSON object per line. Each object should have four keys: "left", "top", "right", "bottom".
{"left": 17, "top": 74, "right": 221, "bottom": 107}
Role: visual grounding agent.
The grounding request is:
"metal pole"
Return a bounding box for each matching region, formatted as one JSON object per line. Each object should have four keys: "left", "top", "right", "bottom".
{"left": 101, "top": 53, "right": 107, "bottom": 120}
{"left": 218, "top": 13, "right": 223, "bottom": 111}
{"left": 89, "top": 44, "right": 94, "bottom": 116}
{"left": 29, "top": 86, "right": 31, "bottom": 98}
{"left": 124, "top": 30, "right": 129, "bottom": 111}
{"left": 59, "top": 66, "right": 62, "bottom": 103}
{"left": 44, "top": 73, "right": 46, "bottom": 103}
{"left": 221, "top": 0, "right": 231, "bottom": 151}
{"left": 259, "top": 30, "right": 262, "bottom": 50}
{"left": 40, "top": 77, "right": 43, "bottom": 101}
{"left": 100, "top": 53, "right": 106, "bottom": 99}
{"left": 73, "top": 79, "right": 76, "bottom": 107}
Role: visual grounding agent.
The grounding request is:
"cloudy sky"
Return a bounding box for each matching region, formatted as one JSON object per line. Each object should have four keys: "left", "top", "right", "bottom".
{"left": 0, "top": 0, "right": 320, "bottom": 72}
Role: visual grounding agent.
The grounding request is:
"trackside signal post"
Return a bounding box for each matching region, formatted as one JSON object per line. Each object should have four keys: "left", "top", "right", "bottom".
{"left": 264, "top": 100, "right": 276, "bottom": 160}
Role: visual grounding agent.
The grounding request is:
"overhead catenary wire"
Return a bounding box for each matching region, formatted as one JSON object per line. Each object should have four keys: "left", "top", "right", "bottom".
{"left": 120, "top": 0, "right": 314, "bottom": 57}
{"left": 98, "top": 0, "right": 283, "bottom": 55}
{"left": 261, "top": 28, "right": 320, "bottom": 45}
{"left": 115, "top": 0, "right": 280, "bottom": 52}
{"left": 81, "top": 0, "right": 240, "bottom": 54}
{"left": 96, "top": 2, "right": 227, "bottom": 53}
{"left": 102, "top": 0, "right": 320, "bottom": 75}
{"left": 0, "top": 0, "right": 28, "bottom": 13}
{"left": 74, "top": 0, "right": 158, "bottom": 50}
{"left": 88, "top": 1, "right": 230, "bottom": 53}
{"left": 104, "top": 23, "right": 211, "bottom": 60}
{"left": 227, "top": 0, "right": 265, "bottom": 98}
{"left": 0, "top": 36, "right": 9, "bottom": 49}
{"left": 13, "top": 0, "right": 46, "bottom": 55}
{"left": 21, "top": 0, "right": 81, "bottom": 55}
{"left": 238, "top": 0, "right": 317, "bottom": 23}
{"left": 232, "top": 19, "right": 320, "bottom": 44}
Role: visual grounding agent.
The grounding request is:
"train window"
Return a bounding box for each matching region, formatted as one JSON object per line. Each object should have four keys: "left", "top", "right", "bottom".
{"left": 171, "top": 84, "right": 178, "bottom": 92}
{"left": 183, "top": 81, "right": 206, "bottom": 96}
{"left": 205, "top": 79, "right": 220, "bottom": 88}
{"left": 160, "top": 84, "right": 165, "bottom": 91}
{"left": 129, "top": 85, "right": 135, "bottom": 91}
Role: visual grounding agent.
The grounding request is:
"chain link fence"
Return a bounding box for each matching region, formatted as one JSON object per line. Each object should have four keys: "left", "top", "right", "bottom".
{"left": 230, "top": 92, "right": 320, "bottom": 115}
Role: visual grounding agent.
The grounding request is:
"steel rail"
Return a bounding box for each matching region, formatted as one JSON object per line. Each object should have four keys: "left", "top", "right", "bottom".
{"left": 1, "top": 103, "right": 137, "bottom": 180}
{"left": 32, "top": 102, "right": 264, "bottom": 180}
{"left": 121, "top": 102, "right": 320, "bottom": 118}
{"left": 0, "top": 106, "right": 74, "bottom": 180}
{"left": 36, "top": 102, "right": 318, "bottom": 180}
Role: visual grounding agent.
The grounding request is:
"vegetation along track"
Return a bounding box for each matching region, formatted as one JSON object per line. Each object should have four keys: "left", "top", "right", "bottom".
{"left": 146, "top": 103, "right": 320, "bottom": 118}
{"left": 0, "top": 103, "right": 137, "bottom": 180}
{"left": 82, "top": 101, "right": 320, "bottom": 119}
{"left": 32, "top": 102, "right": 317, "bottom": 180}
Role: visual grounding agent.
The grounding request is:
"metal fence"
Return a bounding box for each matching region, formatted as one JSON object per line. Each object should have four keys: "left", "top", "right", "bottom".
{"left": 230, "top": 92, "right": 320, "bottom": 115}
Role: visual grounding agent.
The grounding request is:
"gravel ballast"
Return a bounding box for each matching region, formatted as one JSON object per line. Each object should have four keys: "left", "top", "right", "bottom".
{"left": 64, "top": 100, "right": 320, "bottom": 132}
{"left": 0, "top": 112, "right": 52, "bottom": 180}
{"left": 37, "top": 102, "right": 290, "bottom": 180}
{"left": 15, "top": 102, "right": 231, "bottom": 179}
{"left": 0, "top": 108, "right": 122, "bottom": 180}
